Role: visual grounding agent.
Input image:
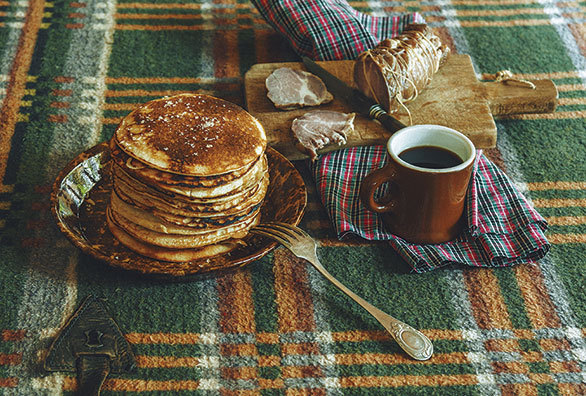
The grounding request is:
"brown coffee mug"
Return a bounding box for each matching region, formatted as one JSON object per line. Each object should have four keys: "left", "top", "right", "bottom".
{"left": 360, "top": 125, "right": 476, "bottom": 244}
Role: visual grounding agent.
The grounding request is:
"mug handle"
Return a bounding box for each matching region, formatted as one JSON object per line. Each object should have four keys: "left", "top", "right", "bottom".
{"left": 359, "top": 163, "right": 397, "bottom": 213}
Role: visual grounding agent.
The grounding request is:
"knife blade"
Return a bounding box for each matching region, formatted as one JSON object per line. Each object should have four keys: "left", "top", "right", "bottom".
{"left": 302, "top": 56, "right": 406, "bottom": 133}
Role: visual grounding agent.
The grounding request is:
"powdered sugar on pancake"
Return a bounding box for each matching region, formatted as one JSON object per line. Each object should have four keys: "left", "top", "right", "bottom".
{"left": 115, "top": 94, "right": 266, "bottom": 176}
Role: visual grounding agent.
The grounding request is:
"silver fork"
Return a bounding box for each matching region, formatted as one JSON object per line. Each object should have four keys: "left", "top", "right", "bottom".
{"left": 251, "top": 222, "right": 433, "bottom": 361}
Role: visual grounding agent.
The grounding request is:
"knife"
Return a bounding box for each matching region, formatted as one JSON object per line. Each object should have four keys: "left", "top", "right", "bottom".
{"left": 302, "top": 56, "right": 406, "bottom": 133}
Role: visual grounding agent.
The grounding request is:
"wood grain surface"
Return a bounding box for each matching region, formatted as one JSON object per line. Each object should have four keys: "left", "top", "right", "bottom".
{"left": 244, "top": 55, "right": 558, "bottom": 160}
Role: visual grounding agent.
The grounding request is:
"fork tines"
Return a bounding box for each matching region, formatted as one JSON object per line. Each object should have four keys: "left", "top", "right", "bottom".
{"left": 250, "top": 222, "right": 309, "bottom": 247}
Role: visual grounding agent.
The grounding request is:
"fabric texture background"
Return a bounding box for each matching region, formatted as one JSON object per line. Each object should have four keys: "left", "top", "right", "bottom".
{"left": 0, "top": 0, "right": 584, "bottom": 395}
{"left": 313, "top": 147, "right": 550, "bottom": 272}
{"left": 250, "top": 0, "right": 422, "bottom": 60}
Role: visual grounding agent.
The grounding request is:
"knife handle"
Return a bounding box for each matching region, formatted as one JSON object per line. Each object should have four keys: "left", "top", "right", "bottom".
{"left": 369, "top": 104, "right": 406, "bottom": 133}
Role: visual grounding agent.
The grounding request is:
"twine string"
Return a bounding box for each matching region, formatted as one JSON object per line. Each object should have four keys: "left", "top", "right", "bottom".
{"left": 360, "top": 28, "right": 442, "bottom": 125}
{"left": 494, "top": 70, "right": 536, "bottom": 89}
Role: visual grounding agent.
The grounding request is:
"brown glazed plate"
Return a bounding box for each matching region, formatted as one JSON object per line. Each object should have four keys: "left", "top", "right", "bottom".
{"left": 51, "top": 142, "right": 307, "bottom": 280}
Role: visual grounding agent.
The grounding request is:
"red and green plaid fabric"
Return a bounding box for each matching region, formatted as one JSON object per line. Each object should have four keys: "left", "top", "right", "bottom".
{"left": 250, "top": 0, "right": 422, "bottom": 60}
{"left": 1, "top": 0, "right": 584, "bottom": 394}
{"left": 313, "top": 147, "right": 550, "bottom": 272}
{"left": 257, "top": 0, "right": 550, "bottom": 272}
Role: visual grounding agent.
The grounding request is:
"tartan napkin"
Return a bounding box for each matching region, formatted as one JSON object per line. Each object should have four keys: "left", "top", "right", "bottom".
{"left": 313, "top": 147, "right": 550, "bottom": 273}
{"left": 251, "top": 0, "right": 423, "bottom": 60}
{"left": 252, "top": 0, "right": 550, "bottom": 271}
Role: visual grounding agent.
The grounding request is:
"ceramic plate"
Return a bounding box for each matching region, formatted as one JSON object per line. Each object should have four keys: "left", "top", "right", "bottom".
{"left": 51, "top": 143, "right": 307, "bottom": 280}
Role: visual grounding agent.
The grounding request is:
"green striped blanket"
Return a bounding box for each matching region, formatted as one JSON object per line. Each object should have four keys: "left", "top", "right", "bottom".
{"left": 0, "top": 0, "right": 584, "bottom": 395}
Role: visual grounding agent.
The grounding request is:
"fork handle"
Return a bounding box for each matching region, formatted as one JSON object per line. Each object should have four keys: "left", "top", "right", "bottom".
{"left": 308, "top": 258, "right": 433, "bottom": 361}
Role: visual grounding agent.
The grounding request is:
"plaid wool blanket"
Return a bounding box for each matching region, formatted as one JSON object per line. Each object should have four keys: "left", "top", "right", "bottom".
{"left": 0, "top": 0, "right": 584, "bottom": 395}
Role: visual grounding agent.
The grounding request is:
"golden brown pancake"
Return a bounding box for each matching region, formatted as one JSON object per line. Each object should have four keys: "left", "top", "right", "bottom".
{"left": 108, "top": 204, "right": 259, "bottom": 249}
{"left": 113, "top": 163, "right": 265, "bottom": 207}
{"left": 107, "top": 94, "right": 270, "bottom": 263}
{"left": 113, "top": 172, "right": 269, "bottom": 218}
{"left": 109, "top": 138, "right": 261, "bottom": 189}
{"left": 114, "top": 93, "right": 267, "bottom": 176}
{"left": 112, "top": 154, "right": 267, "bottom": 199}
{"left": 112, "top": 162, "right": 268, "bottom": 210}
{"left": 110, "top": 191, "right": 261, "bottom": 237}
{"left": 107, "top": 209, "right": 241, "bottom": 262}
{"left": 150, "top": 205, "right": 261, "bottom": 229}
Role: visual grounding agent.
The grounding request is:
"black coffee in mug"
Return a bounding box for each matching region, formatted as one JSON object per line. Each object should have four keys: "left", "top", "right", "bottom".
{"left": 398, "top": 145, "right": 463, "bottom": 169}
{"left": 361, "top": 124, "right": 476, "bottom": 244}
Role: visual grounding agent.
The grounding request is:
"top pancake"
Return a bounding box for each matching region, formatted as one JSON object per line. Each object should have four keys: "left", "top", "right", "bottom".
{"left": 115, "top": 93, "right": 267, "bottom": 176}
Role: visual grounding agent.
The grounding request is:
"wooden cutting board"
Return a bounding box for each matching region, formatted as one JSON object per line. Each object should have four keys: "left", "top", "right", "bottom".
{"left": 244, "top": 55, "right": 558, "bottom": 160}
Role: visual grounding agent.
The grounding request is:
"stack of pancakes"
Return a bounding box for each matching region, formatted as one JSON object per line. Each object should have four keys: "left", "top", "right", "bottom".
{"left": 106, "top": 93, "right": 268, "bottom": 262}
